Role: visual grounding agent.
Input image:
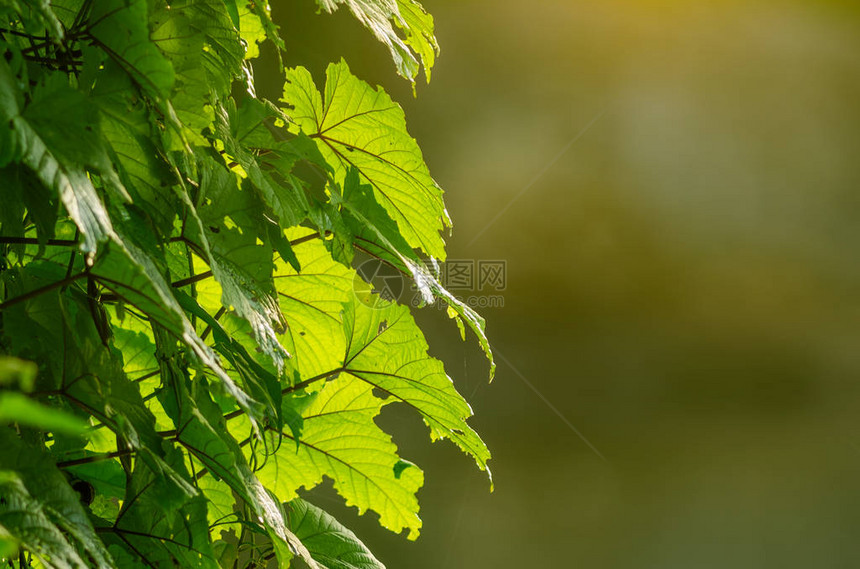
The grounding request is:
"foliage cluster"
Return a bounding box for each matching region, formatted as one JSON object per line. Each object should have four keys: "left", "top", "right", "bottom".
{"left": 0, "top": 1, "right": 492, "bottom": 567}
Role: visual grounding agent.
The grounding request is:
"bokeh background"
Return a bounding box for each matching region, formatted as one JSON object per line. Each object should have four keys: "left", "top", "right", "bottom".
{"left": 259, "top": 1, "right": 860, "bottom": 567}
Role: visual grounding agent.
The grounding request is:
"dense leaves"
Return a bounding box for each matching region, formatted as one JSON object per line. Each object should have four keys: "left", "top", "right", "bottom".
{"left": 0, "top": 1, "right": 491, "bottom": 568}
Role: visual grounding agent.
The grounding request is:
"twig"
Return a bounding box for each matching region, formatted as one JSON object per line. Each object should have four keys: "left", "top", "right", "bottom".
{"left": 56, "top": 449, "right": 134, "bottom": 468}
{"left": 0, "top": 273, "right": 86, "bottom": 311}
{"left": 0, "top": 236, "right": 78, "bottom": 247}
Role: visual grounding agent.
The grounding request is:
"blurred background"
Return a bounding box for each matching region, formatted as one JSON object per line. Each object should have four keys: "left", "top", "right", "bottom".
{"left": 260, "top": 1, "right": 860, "bottom": 567}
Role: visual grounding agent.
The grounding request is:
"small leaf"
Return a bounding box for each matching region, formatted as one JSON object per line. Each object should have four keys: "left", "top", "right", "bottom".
{"left": 0, "top": 392, "right": 88, "bottom": 436}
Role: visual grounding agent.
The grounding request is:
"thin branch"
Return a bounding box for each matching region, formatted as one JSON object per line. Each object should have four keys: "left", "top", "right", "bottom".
{"left": 290, "top": 231, "right": 323, "bottom": 247}
{"left": 63, "top": 229, "right": 80, "bottom": 286}
{"left": 133, "top": 369, "right": 161, "bottom": 383}
{"left": 0, "top": 273, "right": 86, "bottom": 311}
{"left": 0, "top": 28, "right": 44, "bottom": 40}
{"left": 70, "top": 0, "right": 94, "bottom": 35}
{"left": 100, "top": 527, "right": 211, "bottom": 554}
{"left": 200, "top": 306, "right": 226, "bottom": 342}
{"left": 0, "top": 236, "right": 78, "bottom": 247}
{"left": 171, "top": 270, "right": 213, "bottom": 289}
{"left": 220, "top": 369, "right": 342, "bottom": 423}
{"left": 61, "top": 392, "right": 112, "bottom": 427}
{"left": 20, "top": 54, "right": 82, "bottom": 68}
{"left": 108, "top": 530, "right": 158, "bottom": 569}
{"left": 56, "top": 449, "right": 134, "bottom": 468}
{"left": 186, "top": 240, "right": 197, "bottom": 328}
{"left": 99, "top": 271, "right": 214, "bottom": 302}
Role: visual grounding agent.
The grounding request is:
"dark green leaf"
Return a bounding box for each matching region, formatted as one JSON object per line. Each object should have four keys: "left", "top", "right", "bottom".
{"left": 288, "top": 498, "right": 385, "bottom": 569}
{"left": 0, "top": 430, "right": 115, "bottom": 569}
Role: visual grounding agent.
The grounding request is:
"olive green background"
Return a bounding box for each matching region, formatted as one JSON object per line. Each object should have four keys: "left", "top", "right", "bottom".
{"left": 260, "top": 1, "right": 860, "bottom": 567}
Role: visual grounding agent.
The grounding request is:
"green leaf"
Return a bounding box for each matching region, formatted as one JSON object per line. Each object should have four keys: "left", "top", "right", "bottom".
{"left": 153, "top": 339, "right": 317, "bottom": 568}
{"left": 395, "top": 0, "right": 438, "bottom": 83}
{"left": 150, "top": 0, "right": 243, "bottom": 123}
{"left": 288, "top": 498, "right": 385, "bottom": 569}
{"left": 229, "top": 98, "right": 319, "bottom": 227}
{"left": 0, "top": 430, "right": 116, "bottom": 569}
{"left": 0, "top": 60, "right": 116, "bottom": 254}
{"left": 238, "top": 2, "right": 267, "bottom": 60}
{"left": 274, "top": 231, "right": 354, "bottom": 380}
{"left": 88, "top": 0, "right": 175, "bottom": 102}
{"left": 107, "top": 446, "right": 218, "bottom": 569}
{"left": 1, "top": 0, "right": 64, "bottom": 39}
{"left": 196, "top": 474, "right": 237, "bottom": 533}
{"left": 244, "top": 0, "right": 285, "bottom": 54}
{"left": 0, "top": 356, "right": 37, "bottom": 390}
{"left": 212, "top": 100, "right": 302, "bottom": 265}
{"left": 314, "top": 0, "right": 436, "bottom": 81}
{"left": 0, "top": 163, "right": 60, "bottom": 243}
{"left": 222, "top": 0, "right": 241, "bottom": 29}
{"left": 182, "top": 153, "right": 292, "bottom": 371}
{"left": 0, "top": 392, "right": 88, "bottom": 435}
{"left": 254, "top": 373, "right": 425, "bottom": 539}
{"left": 90, "top": 57, "right": 179, "bottom": 238}
{"left": 0, "top": 530, "right": 18, "bottom": 562}
{"left": 0, "top": 2, "right": 492, "bottom": 565}
{"left": 1, "top": 274, "right": 197, "bottom": 500}
{"left": 341, "top": 297, "right": 491, "bottom": 477}
{"left": 90, "top": 236, "right": 259, "bottom": 418}
{"left": 340, "top": 174, "right": 495, "bottom": 378}
{"left": 282, "top": 61, "right": 449, "bottom": 260}
{"left": 256, "top": 237, "right": 489, "bottom": 539}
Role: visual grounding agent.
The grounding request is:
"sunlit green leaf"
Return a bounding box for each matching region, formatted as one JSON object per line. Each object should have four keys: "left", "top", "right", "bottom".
{"left": 282, "top": 61, "right": 449, "bottom": 259}
{"left": 314, "top": 0, "right": 437, "bottom": 82}
{"left": 0, "top": 3, "right": 491, "bottom": 567}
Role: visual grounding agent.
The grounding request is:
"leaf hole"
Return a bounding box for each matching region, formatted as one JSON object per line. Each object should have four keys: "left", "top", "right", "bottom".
{"left": 72, "top": 480, "right": 95, "bottom": 505}
{"left": 372, "top": 387, "right": 390, "bottom": 400}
